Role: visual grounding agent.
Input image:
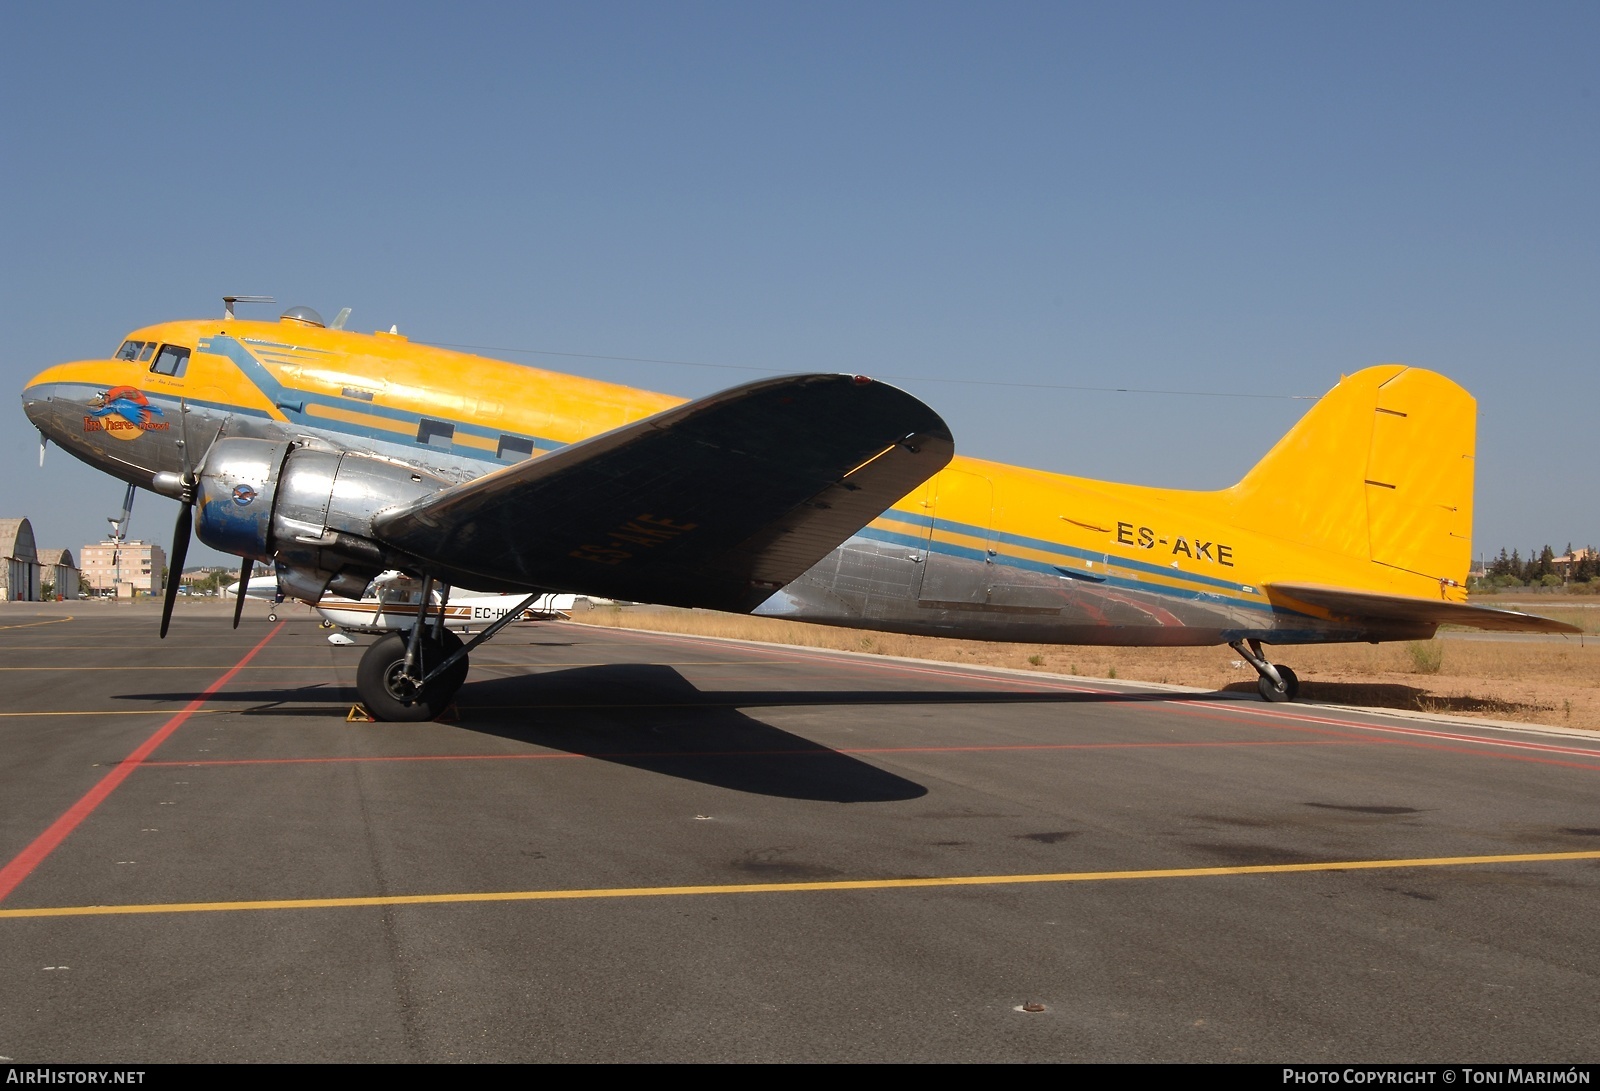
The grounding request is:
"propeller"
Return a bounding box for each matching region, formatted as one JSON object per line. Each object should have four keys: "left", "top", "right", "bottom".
{"left": 232, "top": 557, "right": 251, "bottom": 629}
{"left": 159, "top": 401, "right": 202, "bottom": 639}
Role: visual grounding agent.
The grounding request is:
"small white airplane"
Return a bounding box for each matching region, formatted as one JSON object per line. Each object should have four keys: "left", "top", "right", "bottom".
{"left": 223, "top": 574, "right": 280, "bottom": 601}
{"left": 313, "top": 572, "right": 577, "bottom": 635}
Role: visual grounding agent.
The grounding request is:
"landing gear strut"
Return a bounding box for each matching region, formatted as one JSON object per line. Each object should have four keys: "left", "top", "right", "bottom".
{"left": 1229, "top": 638, "right": 1299, "bottom": 702}
{"left": 352, "top": 575, "right": 544, "bottom": 722}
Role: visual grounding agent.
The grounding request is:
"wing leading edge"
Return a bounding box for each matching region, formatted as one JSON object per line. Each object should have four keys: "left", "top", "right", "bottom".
{"left": 373, "top": 373, "right": 953, "bottom": 612}
{"left": 1266, "top": 583, "right": 1583, "bottom": 635}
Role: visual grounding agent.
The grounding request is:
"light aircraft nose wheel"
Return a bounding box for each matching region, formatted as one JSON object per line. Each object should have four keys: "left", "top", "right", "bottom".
{"left": 267, "top": 611, "right": 278, "bottom": 622}
{"left": 1257, "top": 665, "right": 1299, "bottom": 702}
{"left": 355, "top": 631, "right": 470, "bottom": 722}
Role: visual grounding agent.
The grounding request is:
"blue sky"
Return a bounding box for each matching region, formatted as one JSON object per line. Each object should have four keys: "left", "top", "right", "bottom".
{"left": 2, "top": 2, "right": 1595, "bottom": 569}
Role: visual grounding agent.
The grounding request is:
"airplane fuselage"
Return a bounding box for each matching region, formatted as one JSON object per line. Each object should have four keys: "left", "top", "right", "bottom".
{"left": 23, "top": 311, "right": 1462, "bottom": 649}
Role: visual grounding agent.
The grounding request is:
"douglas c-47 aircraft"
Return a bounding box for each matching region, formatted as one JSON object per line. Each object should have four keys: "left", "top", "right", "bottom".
{"left": 22, "top": 299, "right": 1577, "bottom": 719}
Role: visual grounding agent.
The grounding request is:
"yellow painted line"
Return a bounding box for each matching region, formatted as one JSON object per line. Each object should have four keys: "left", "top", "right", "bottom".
{"left": 0, "top": 665, "right": 339, "bottom": 671}
{"left": 0, "top": 616, "right": 75, "bottom": 630}
{"left": 0, "top": 662, "right": 754, "bottom": 672}
{"left": 4, "top": 850, "right": 1597, "bottom": 920}
{"left": 0, "top": 709, "right": 224, "bottom": 718}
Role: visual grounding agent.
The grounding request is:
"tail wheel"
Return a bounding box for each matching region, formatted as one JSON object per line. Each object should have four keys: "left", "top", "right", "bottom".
{"left": 267, "top": 611, "right": 278, "bottom": 622}
{"left": 355, "top": 630, "right": 470, "bottom": 722}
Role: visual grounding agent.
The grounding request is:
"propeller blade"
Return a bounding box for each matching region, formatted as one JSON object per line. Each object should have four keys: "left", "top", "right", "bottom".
{"left": 232, "top": 557, "right": 252, "bottom": 629}
{"left": 160, "top": 504, "right": 192, "bottom": 639}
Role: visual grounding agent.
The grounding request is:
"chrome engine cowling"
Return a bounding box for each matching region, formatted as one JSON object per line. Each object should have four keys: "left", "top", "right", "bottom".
{"left": 196, "top": 437, "right": 450, "bottom": 602}
{"left": 194, "top": 438, "right": 288, "bottom": 560}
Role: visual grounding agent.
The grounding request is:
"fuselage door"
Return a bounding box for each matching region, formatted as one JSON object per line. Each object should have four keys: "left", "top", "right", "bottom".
{"left": 917, "top": 467, "right": 997, "bottom": 605}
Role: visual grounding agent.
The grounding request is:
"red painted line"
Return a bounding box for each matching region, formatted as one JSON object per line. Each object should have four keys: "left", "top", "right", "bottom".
{"left": 1217, "top": 704, "right": 1600, "bottom": 757}
{"left": 138, "top": 737, "right": 1365, "bottom": 768}
{"left": 1161, "top": 704, "right": 1600, "bottom": 773}
{"left": 0, "top": 623, "right": 285, "bottom": 904}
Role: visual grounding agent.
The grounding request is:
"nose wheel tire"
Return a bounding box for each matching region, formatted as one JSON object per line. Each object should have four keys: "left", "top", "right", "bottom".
{"left": 355, "top": 630, "right": 470, "bottom": 722}
{"left": 267, "top": 612, "right": 278, "bottom": 622}
{"left": 1257, "top": 665, "right": 1299, "bottom": 702}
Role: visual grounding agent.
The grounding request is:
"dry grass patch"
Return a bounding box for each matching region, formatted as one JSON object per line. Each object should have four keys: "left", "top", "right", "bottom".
{"left": 570, "top": 605, "right": 1600, "bottom": 732}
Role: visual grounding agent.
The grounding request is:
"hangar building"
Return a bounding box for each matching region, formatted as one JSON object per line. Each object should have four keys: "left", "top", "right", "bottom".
{"left": 0, "top": 518, "right": 41, "bottom": 602}
{"left": 37, "top": 548, "right": 82, "bottom": 600}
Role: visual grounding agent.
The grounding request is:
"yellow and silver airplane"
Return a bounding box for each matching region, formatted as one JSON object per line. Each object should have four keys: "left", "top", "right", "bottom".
{"left": 22, "top": 299, "right": 1576, "bottom": 719}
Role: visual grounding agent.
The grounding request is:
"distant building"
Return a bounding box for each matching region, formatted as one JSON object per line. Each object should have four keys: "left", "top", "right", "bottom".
{"left": 0, "top": 518, "right": 41, "bottom": 601}
{"left": 36, "top": 548, "right": 81, "bottom": 600}
{"left": 80, "top": 540, "right": 167, "bottom": 596}
{"left": 1553, "top": 548, "right": 1596, "bottom": 577}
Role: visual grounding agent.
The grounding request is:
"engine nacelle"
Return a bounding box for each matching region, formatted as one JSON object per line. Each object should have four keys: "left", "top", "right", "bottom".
{"left": 196, "top": 437, "right": 451, "bottom": 602}
{"left": 195, "top": 438, "right": 288, "bottom": 560}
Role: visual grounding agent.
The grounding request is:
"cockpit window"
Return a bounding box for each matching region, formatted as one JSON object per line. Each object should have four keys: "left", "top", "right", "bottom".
{"left": 116, "top": 340, "right": 145, "bottom": 361}
{"left": 149, "top": 344, "right": 190, "bottom": 378}
{"left": 138, "top": 343, "right": 157, "bottom": 362}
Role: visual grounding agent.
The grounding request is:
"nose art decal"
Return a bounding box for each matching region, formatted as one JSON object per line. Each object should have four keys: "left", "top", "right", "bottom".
{"left": 85, "top": 386, "right": 169, "bottom": 441}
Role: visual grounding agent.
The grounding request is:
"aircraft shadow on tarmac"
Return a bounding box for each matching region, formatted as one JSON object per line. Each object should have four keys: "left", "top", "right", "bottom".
{"left": 113, "top": 663, "right": 1237, "bottom": 803}
{"left": 1218, "top": 678, "right": 1550, "bottom": 718}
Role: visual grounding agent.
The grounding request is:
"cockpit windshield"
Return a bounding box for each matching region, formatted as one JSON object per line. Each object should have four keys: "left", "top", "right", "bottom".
{"left": 150, "top": 344, "right": 189, "bottom": 377}
{"left": 115, "top": 340, "right": 160, "bottom": 362}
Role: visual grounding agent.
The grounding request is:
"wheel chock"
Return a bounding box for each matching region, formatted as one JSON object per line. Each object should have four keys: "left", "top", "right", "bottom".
{"left": 435, "top": 702, "right": 460, "bottom": 723}
{"left": 346, "top": 703, "right": 376, "bottom": 723}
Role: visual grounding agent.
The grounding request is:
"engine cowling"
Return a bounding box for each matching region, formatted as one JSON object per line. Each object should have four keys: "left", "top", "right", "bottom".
{"left": 195, "top": 437, "right": 451, "bottom": 602}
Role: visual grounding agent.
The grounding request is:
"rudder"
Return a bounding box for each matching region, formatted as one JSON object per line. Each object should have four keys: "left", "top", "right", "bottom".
{"left": 1224, "top": 366, "right": 1475, "bottom": 596}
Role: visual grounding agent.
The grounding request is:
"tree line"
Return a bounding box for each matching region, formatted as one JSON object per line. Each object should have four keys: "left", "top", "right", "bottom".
{"left": 1476, "top": 544, "right": 1598, "bottom": 590}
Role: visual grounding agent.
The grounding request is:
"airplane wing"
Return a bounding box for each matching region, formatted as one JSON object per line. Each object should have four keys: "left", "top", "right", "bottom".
{"left": 1266, "top": 583, "right": 1583, "bottom": 634}
{"left": 372, "top": 373, "right": 953, "bottom": 612}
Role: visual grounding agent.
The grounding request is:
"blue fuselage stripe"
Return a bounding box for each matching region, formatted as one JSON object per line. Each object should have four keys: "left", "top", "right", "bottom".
{"left": 854, "top": 525, "right": 1290, "bottom": 618}
{"left": 873, "top": 510, "right": 1255, "bottom": 594}
{"left": 198, "top": 335, "right": 561, "bottom": 462}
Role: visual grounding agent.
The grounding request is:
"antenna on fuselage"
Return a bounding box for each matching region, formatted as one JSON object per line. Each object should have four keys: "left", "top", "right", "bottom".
{"left": 222, "top": 295, "right": 276, "bottom": 320}
{"left": 330, "top": 307, "right": 352, "bottom": 330}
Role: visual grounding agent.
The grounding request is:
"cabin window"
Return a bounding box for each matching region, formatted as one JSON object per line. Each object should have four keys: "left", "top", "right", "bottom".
{"left": 417, "top": 418, "right": 455, "bottom": 449}
{"left": 496, "top": 434, "right": 535, "bottom": 461}
{"left": 149, "top": 344, "right": 190, "bottom": 377}
{"left": 116, "top": 340, "right": 146, "bottom": 361}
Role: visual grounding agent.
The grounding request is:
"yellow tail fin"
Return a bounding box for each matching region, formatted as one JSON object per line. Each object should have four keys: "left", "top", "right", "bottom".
{"left": 1224, "top": 366, "right": 1475, "bottom": 595}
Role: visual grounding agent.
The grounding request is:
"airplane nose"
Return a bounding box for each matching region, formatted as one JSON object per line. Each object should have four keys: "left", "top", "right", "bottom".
{"left": 21, "top": 379, "right": 53, "bottom": 430}
{"left": 21, "top": 363, "right": 86, "bottom": 439}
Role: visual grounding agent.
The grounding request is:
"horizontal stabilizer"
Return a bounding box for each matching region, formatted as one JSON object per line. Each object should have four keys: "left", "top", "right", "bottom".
{"left": 374, "top": 374, "right": 953, "bottom": 612}
{"left": 1267, "top": 583, "right": 1582, "bottom": 634}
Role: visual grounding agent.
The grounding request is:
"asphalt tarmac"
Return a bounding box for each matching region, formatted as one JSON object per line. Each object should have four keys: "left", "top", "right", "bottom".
{"left": 1, "top": 601, "right": 1598, "bottom": 1063}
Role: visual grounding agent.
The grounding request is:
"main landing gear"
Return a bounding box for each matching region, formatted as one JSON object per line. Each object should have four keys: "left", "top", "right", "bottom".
{"left": 1229, "top": 638, "right": 1300, "bottom": 703}
{"left": 352, "top": 575, "right": 544, "bottom": 722}
{"left": 356, "top": 629, "right": 471, "bottom": 721}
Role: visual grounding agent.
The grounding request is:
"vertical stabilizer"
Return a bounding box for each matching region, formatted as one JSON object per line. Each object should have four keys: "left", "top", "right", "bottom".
{"left": 1223, "top": 366, "right": 1475, "bottom": 597}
